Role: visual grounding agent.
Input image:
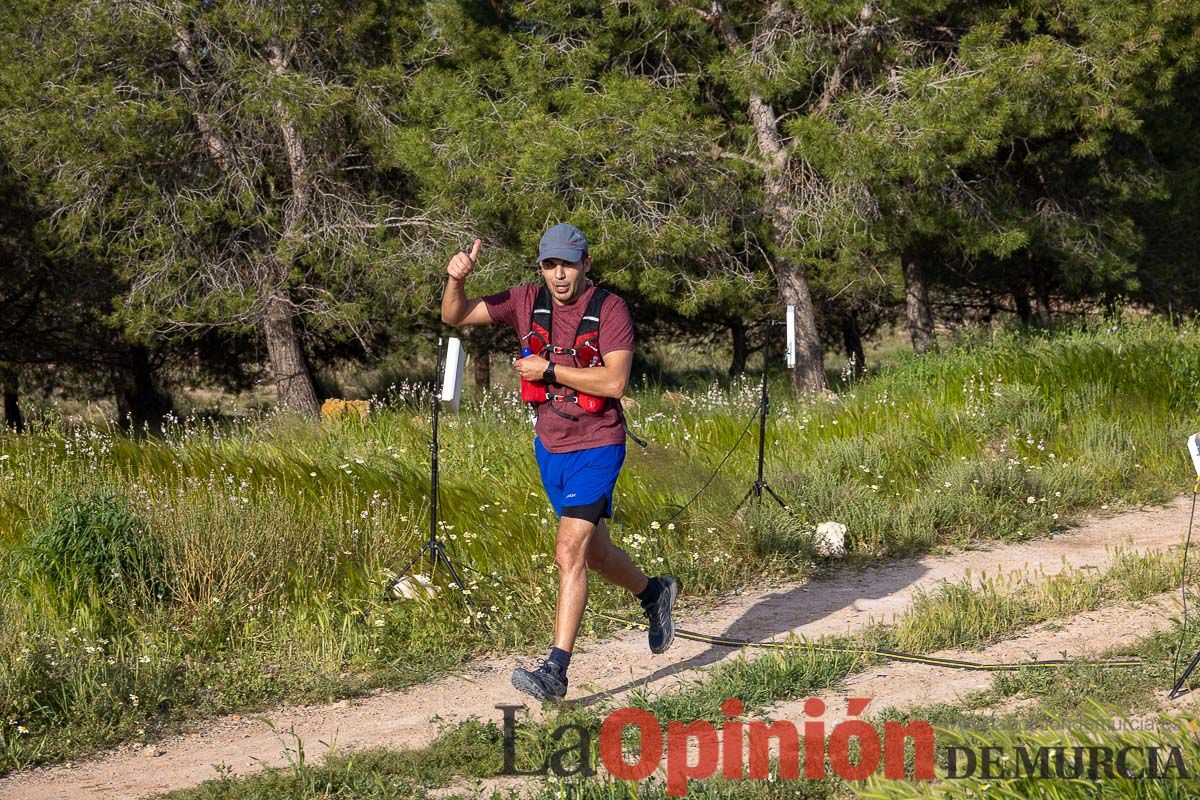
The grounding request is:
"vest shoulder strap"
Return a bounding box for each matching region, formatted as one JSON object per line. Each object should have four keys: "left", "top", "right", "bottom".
{"left": 530, "top": 285, "right": 554, "bottom": 350}
{"left": 575, "top": 287, "right": 609, "bottom": 344}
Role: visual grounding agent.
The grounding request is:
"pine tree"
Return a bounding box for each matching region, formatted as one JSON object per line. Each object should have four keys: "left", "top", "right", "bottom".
{"left": 794, "top": 0, "right": 1200, "bottom": 337}
{"left": 0, "top": 0, "right": 458, "bottom": 416}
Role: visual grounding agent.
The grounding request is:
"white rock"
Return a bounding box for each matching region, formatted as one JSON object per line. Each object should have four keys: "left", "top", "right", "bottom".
{"left": 854, "top": 598, "right": 890, "bottom": 613}
{"left": 815, "top": 521, "right": 847, "bottom": 558}
{"left": 390, "top": 573, "right": 441, "bottom": 601}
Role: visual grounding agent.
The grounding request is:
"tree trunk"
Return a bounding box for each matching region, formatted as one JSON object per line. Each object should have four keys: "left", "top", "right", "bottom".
{"left": 112, "top": 344, "right": 171, "bottom": 433}
{"left": 170, "top": 8, "right": 239, "bottom": 178}
{"left": 749, "top": 85, "right": 826, "bottom": 391}
{"left": 261, "top": 39, "right": 321, "bottom": 417}
{"left": 841, "top": 313, "right": 865, "bottom": 377}
{"left": 728, "top": 316, "right": 748, "bottom": 377}
{"left": 1034, "top": 278, "right": 1053, "bottom": 329}
{"left": 902, "top": 248, "right": 935, "bottom": 354}
{"left": 462, "top": 326, "right": 493, "bottom": 395}
{"left": 263, "top": 291, "right": 320, "bottom": 417}
{"left": 777, "top": 262, "right": 827, "bottom": 393}
{"left": 704, "top": 0, "right": 827, "bottom": 393}
{"left": 267, "top": 37, "right": 310, "bottom": 232}
{"left": 1012, "top": 285, "right": 1033, "bottom": 325}
{"left": 172, "top": 15, "right": 316, "bottom": 416}
{"left": 1, "top": 364, "right": 23, "bottom": 432}
{"left": 473, "top": 351, "right": 491, "bottom": 395}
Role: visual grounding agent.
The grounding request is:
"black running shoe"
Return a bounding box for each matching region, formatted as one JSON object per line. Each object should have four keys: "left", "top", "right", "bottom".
{"left": 642, "top": 575, "right": 679, "bottom": 654}
{"left": 511, "top": 659, "right": 568, "bottom": 701}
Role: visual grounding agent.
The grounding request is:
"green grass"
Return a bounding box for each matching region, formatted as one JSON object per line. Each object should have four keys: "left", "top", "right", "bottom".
{"left": 3, "top": 316, "right": 1200, "bottom": 771}
{"left": 893, "top": 548, "right": 1182, "bottom": 653}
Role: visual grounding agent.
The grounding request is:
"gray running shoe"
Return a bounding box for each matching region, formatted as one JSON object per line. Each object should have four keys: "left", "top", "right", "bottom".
{"left": 642, "top": 576, "right": 679, "bottom": 654}
{"left": 511, "top": 659, "right": 568, "bottom": 701}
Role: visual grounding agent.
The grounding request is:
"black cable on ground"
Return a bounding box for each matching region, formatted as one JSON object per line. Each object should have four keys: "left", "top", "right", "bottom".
{"left": 593, "top": 611, "right": 1143, "bottom": 673}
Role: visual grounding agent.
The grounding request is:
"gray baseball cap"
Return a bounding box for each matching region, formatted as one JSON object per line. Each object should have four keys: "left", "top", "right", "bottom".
{"left": 538, "top": 223, "right": 589, "bottom": 263}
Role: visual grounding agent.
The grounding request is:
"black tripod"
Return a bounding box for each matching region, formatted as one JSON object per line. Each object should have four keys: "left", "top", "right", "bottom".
{"left": 1169, "top": 486, "right": 1200, "bottom": 699}
{"left": 734, "top": 319, "right": 792, "bottom": 513}
{"left": 1170, "top": 652, "right": 1200, "bottom": 700}
{"left": 386, "top": 336, "right": 477, "bottom": 619}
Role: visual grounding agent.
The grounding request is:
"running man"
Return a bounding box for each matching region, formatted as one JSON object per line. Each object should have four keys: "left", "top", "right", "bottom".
{"left": 440, "top": 223, "right": 679, "bottom": 701}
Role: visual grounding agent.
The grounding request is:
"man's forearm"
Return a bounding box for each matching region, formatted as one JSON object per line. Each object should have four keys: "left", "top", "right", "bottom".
{"left": 441, "top": 278, "right": 468, "bottom": 325}
{"left": 551, "top": 364, "right": 627, "bottom": 398}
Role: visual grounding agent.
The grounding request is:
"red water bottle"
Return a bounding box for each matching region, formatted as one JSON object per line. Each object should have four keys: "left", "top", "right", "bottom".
{"left": 519, "top": 347, "right": 546, "bottom": 403}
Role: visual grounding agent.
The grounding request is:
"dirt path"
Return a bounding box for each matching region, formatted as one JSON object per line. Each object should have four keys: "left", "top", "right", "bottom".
{"left": 1, "top": 496, "right": 1189, "bottom": 800}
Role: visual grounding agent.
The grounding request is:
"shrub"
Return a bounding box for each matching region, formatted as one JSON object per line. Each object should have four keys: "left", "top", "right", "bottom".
{"left": 27, "top": 488, "right": 166, "bottom": 604}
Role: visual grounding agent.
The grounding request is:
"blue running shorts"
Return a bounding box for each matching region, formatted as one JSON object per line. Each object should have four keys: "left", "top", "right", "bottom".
{"left": 534, "top": 438, "right": 626, "bottom": 522}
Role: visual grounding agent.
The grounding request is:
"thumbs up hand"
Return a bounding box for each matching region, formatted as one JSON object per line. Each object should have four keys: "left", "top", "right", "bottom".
{"left": 447, "top": 238, "right": 481, "bottom": 282}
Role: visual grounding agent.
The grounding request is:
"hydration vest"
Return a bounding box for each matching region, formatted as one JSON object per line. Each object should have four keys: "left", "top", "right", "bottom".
{"left": 526, "top": 285, "right": 610, "bottom": 420}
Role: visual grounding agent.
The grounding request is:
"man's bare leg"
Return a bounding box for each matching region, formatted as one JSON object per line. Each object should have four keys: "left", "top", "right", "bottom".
{"left": 552, "top": 515, "right": 596, "bottom": 653}
{"left": 511, "top": 516, "right": 589, "bottom": 700}
{"left": 586, "top": 519, "right": 650, "bottom": 594}
{"left": 513, "top": 515, "right": 675, "bottom": 700}
{"left": 586, "top": 518, "right": 675, "bottom": 653}
{"left": 555, "top": 517, "right": 654, "bottom": 652}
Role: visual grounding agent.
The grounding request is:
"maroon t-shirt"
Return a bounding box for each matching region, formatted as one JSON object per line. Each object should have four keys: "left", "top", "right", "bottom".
{"left": 483, "top": 283, "right": 634, "bottom": 453}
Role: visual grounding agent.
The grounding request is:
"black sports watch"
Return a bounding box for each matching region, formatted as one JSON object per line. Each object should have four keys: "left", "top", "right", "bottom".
{"left": 542, "top": 361, "right": 557, "bottom": 384}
